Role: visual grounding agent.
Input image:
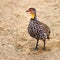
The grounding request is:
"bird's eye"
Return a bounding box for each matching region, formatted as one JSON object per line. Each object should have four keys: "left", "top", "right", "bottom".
{"left": 29, "top": 9, "right": 32, "bottom": 11}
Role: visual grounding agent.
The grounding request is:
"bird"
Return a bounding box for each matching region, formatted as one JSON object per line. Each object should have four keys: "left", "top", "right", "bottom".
{"left": 26, "top": 8, "right": 50, "bottom": 50}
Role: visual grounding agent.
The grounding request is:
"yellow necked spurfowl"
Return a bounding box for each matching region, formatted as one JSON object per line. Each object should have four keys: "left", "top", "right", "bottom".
{"left": 26, "top": 8, "right": 50, "bottom": 50}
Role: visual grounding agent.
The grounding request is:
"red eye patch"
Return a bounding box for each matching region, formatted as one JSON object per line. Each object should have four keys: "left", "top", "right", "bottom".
{"left": 26, "top": 9, "right": 33, "bottom": 13}
{"left": 29, "top": 9, "right": 33, "bottom": 11}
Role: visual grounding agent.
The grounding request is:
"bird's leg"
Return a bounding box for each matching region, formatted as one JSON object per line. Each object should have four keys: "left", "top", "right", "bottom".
{"left": 34, "top": 39, "right": 39, "bottom": 50}
{"left": 36, "top": 39, "right": 39, "bottom": 49}
{"left": 43, "top": 40, "right": 46, "bottom": 50}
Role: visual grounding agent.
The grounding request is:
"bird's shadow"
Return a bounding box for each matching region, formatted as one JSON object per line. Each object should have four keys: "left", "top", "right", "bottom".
{"left": 29, "top": 41, "right": 60, "bottom": 55}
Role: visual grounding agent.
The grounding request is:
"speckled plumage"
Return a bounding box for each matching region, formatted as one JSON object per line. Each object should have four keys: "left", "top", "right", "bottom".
{"left": 28, "top": 18, "right": 50, "bottom": 40}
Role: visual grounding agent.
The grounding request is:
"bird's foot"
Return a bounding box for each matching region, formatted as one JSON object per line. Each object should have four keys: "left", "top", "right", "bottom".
{"left": 33, "top": 47, "right": 38, "bottom": 50}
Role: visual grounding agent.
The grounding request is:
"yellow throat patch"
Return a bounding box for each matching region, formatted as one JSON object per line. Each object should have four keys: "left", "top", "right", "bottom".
{"left": 31, "top": 13, "right": 35, "bottom": 19}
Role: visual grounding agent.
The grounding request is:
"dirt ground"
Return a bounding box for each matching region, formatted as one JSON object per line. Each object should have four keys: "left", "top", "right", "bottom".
{"left": 0, "top": 0, "right": 60, "bottom": 60}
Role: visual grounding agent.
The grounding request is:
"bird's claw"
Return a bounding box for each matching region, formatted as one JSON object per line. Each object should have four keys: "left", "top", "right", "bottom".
{"left": 33, "top": 47, "right": 38, "bottom": 50}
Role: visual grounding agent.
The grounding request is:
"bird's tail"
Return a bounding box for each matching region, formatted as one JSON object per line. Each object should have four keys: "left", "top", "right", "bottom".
{"left": 47, "top": 36, "right": 50, "bottom": 40}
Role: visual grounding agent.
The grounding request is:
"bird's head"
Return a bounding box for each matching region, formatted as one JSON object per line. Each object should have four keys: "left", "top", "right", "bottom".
{"left": 26, "top": 8, "right": 36, "bottom": 19}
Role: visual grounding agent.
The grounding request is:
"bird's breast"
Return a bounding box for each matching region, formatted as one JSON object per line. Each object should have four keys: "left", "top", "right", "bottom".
{"left": 28, "top": 21, "right": 40, "bottom": 38}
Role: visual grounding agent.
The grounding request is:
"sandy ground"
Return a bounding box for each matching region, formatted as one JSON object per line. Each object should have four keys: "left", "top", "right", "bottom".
{"left": 0, "top": 0, "right": 60, "bottom": 60}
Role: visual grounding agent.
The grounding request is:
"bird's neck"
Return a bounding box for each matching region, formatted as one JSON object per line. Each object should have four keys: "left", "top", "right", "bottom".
{"left": 31, "top": 13, "right": 36, "bottom": 20}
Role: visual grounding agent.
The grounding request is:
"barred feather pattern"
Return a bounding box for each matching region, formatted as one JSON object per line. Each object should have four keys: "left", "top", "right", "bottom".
{"left": 28, "top": 18, "right": 50, "bottom": 40}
